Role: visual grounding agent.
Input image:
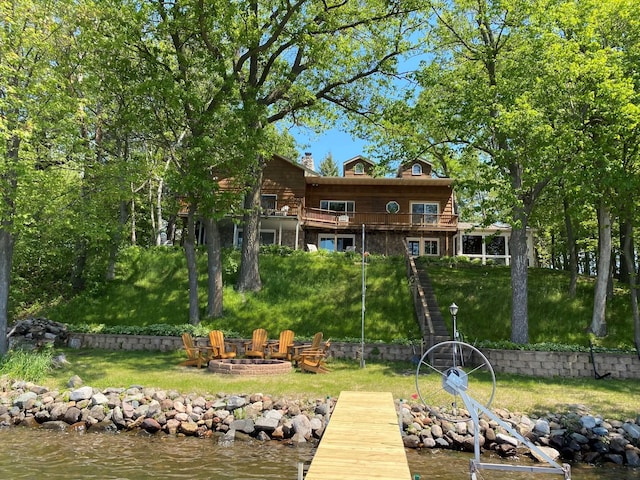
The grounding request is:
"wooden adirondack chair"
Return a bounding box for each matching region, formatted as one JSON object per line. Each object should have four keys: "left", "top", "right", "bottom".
{"left": 179, "top": 333, "right": 214, "bottom": 368}
{"left": 298, "top": 340, "right": 331, "bottom": 374}
{"left": 292, "top": 331, "right": 323, "bottom": 362}
{"left": 267, "top": 329, "right": 295, "bottom": 360}
{"left": 244, "top": 328, "right": 268, "bottom": 358}
{"left": 208, "top": 330, "right": 238, "bottom": 359}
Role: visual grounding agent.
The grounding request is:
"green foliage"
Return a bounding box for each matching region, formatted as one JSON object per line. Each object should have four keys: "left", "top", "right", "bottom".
{"left": 0, "top": 345, "right": 54, "bottom": 383}
{"left": 420, "top": 260, "right": 636, "bottom": 350}
{"left": 38, "top": 247, "right": 419, "bottom": 343}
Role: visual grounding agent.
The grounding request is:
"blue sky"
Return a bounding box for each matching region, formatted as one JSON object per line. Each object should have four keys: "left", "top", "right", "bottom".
{"left": 290, "top": 126, "right": 369, "bottom": 172}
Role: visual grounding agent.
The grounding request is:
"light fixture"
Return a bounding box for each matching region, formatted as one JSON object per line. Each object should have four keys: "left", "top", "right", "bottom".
{"left": 449, "top": 303, "right": 458, "bottom": 316}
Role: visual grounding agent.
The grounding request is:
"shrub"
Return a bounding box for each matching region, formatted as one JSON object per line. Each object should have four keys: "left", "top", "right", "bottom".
{"left": 0, "top": 345, "right": 55, "bottom": 382}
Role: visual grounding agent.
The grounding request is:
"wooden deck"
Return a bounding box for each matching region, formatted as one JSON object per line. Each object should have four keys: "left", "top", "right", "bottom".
{"left": 305, "top": 391, "right": 412, "bottom": 480}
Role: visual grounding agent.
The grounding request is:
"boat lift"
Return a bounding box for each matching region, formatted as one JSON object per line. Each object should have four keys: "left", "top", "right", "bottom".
{"left": 415, "top": 341, "right": 571, "bottom": 479}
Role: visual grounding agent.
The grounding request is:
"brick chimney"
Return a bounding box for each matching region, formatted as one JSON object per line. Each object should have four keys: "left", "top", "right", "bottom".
{"left": 301, "top": 152, "right": 314, "bottom": 171}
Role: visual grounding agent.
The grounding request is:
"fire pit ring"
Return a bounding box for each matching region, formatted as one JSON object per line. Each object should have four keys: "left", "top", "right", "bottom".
{"left": 208, "top": 358, "right": 292, "bottom": 375}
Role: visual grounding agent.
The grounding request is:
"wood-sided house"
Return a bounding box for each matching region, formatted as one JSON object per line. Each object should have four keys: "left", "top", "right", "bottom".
{"left": 213, "top": 152, "right": 535, "bottom": 264}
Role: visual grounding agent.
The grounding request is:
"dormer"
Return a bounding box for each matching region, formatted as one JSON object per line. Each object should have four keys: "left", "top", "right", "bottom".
{"left": 396, "top": 158, "right": 434, "bottom": 178}
{"left": 343, "top": 156, "right": 375, "bottom": 177}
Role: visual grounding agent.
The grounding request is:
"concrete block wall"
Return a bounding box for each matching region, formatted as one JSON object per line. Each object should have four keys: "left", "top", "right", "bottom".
{"left": 481, "top": 349, "right": 640, "bottom": 380}
{"left": 66, "top": 333, "right": 640, "bottom": 379}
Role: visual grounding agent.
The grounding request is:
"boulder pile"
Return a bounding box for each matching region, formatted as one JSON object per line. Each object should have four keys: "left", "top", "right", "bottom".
{"left": 1, "top": 377, "right": 639, "bottom": 467}
{"left": 400, "top": 402, "right": 640, "bottom": 467}
{"left": 0, "top": 377, "right": 330, "bottom": 445}
{"left": 7, "top": 317, "right": 68, "bottom": 349}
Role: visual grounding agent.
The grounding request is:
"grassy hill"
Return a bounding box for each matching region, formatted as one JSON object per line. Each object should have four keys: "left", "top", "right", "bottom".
{"left": 40, "top": 246, "right": 419, "bottom": 343}
{"left": 36, "top": 246, "right": 636, "bottom": 349}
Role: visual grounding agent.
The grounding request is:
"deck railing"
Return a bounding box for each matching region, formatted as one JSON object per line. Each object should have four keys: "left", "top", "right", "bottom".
{"left": 302, "top": 208, "right": 458, "bottom": 229}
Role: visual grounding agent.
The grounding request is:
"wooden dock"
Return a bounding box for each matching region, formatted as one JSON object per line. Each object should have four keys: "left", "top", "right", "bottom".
{"left": 304, "top": 391, "right": 412, "bottom": 480}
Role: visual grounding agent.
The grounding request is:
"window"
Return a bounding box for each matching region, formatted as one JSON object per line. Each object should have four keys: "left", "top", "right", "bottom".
{"left": 318, "top": 234, "right": 355, "bottom": 252}
{"left": 386, "top": 201, "right": 400, "bottom": 214}
{"left": 235, "top": 229, "right": 276, "bottom": 248}
{"left": 486, "top": 236, "right": 506, "bottom": 256}
{"left": 408, "top": 240, "right": 420, "bottom": 256}
{"left": 462, "top": 235, "right": 483, "bottom": 255}
{"left": 320, "top": 200, "right": 355, "bottom": 213}
{"left": 261, "top": 194, "right": 277, "bottom": 212}
{"left": 354, "top": 162, "right": 364, "bottom": 175}
{"left": 407, "top": 238, "right": 439, "bottom": 256}
{"left": 411, "top": 202, "right": 439, "bottom": 225}
{"left": 411, "top": 163, "right": 422, "bottom": 176}
{"left": 424, "top": 239, "right": 439, "bottom": 255}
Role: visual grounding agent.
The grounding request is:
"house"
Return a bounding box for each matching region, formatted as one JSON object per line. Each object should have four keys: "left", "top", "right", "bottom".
{"left": 215, "top": 152, "right": 535, "bottom": 264}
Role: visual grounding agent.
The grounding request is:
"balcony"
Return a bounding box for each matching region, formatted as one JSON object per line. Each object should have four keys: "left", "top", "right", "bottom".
{"left": 301, "top": 208, "right": 458, "bottom": 231}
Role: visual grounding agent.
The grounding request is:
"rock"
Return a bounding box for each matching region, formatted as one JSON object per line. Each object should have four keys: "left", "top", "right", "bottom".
{"left": 571, "top": 432, "right": 589, "bottom": 444}
{"left": 230, "top": 419, "right": 255, "bottom": 435}
{"left": 227, "top": 396, "right": 246, "bottom": 410}
{"left": 603, "top": 453, "right": 624, "bottom": 465}
{"left": 179, "top": 421, "right": 199, "bottom": 436}
{"left": 91, "top": 393, "right": 109, "bottom": 406}
{"left": 533, "top": 419, "right": 550, "bottom": 436}
{"left": 255, "top": 416, "right": 279, "bottom": 431}
{"left": 581, "top": 415, "right": 597, "bottom": 429}
{"left": 609, "top": 435, "right": 630, "bottom": 453}
{"left": 592, "top": 426, "right": 608, "bottom": 436}
{"left": 496, "top": 433, "right": 518, "bottom": 447}
{"left": 13, "top": 392, "right": 37, "bottom": 409}
{"left": 626, "top": 448, "right": 640, "bottom": 467}
{"left": 69, "top": 386, "right": 93, "bottom": 402}
{"left": 292, "top": 414, "right": 312, "bottom": 440}
{"left": 63, "top": 406, "right": 82, "bottom": 424}
{"left": 403, "top": 434, "right": 420, "bottom": 448}
{"left": 141, "top": 418, "right": 162, "bottom": 433}
{"left": 530, "top": 446, "right": 560, "bottom": 463}
{"left": 431, "top": 424, "right": 443, "bottom": 438}
{"left": 67, "top": 375, "right": 83, "bottom": 388}
{"left": 623, "top": 422, "right": 640, "bottom": 440}
{"left": 422, "top": 437, "right": 436, "bottom": 448}
{"left": 41, "top": 420, "right": 69, "bottom": 431}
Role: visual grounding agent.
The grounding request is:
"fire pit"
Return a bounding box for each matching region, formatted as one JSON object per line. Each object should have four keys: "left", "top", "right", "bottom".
{"left": 208, "top": 358, "right": 292, "bottom": 375}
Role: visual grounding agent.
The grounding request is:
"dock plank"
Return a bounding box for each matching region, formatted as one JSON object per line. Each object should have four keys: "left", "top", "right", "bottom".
{"left": 305, "top": 391, "right": 412, "bottom": 480}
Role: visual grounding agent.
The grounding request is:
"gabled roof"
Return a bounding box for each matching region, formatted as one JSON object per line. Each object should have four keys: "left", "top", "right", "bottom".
{"left": 396, "top": 158, "right": 434, "bottom": 178}
{"left": 272, "top": 153, "right": 320, "bottom": 177}
{"left": 343, "top": 155, "right": 375, "bottom": 168}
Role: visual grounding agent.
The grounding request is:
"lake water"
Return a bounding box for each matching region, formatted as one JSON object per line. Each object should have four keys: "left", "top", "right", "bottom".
{"left": 0, "top": 428, "right": 638, "bottom": 479}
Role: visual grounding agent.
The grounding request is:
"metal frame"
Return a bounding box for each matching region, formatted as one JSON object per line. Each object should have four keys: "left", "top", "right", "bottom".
{"left": 439, "top": 361, "right": 572, "bottom": 479}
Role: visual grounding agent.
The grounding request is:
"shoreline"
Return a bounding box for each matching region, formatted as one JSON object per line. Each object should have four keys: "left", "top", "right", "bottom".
{"left": 1, "top": 376, "right": 640, "bottom": 468}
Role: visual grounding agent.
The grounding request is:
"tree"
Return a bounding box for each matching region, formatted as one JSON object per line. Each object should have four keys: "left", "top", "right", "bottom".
{"left": 393, "top": 0, "right": 568, "bottom": 343}
{"left": 319, "top": 153, "right": 339, "bottom": 177}
{"left": 223, "top": 0, "right": 423, "bottom": 292}
{"left": 0, "top": 0, "right": 79, "bottom": 355}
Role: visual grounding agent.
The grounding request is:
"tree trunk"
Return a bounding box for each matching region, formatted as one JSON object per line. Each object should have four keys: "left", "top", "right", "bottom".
{"left": 509, "top": 222, "right": 529, "bottom": 344}
{"left": 70, "top": 238, "right": 88, "bottom": 293}
{"left": 184, "top": 205, "right": 200, "bottom": 325}
{"left": 0, "top": 229, "right": 15, "bottom": 357}
{"left": 619, "top": 219, "right": 632, "bottom": 284}
{"left": 621, "top": 213, "right": 640, "bottom": 356}
{"left": 204, "top": 217, "right": 223, "bottom": 318}
{"left": 590, "top": 202, "right": 611, "bottom": 337}
{"left": 0, "top": 136, "right": 19, "bottom": 356}
{"left": 236, "top": 165, "right": 263, "bottom": 292}
{"left": 563, "top": 196, "right": 578, "bottom": 297}
{"left": 155, "top": 175, "right": 165, "bottom": 246}
{"left": 106, "top": 200, "right": 128, "bottom": 281}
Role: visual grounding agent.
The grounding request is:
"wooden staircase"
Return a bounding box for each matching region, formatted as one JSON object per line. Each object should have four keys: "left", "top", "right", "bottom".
{"left": 405, "top": 252, "right": 454, "bottom": 369}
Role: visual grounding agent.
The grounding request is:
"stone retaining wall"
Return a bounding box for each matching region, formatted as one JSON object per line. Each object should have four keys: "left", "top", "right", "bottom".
{"left": 481, "top": 349, "right": 640, "bottom": 380}
{"left": 66, "top": 333, "right": 640, "bottom": 379}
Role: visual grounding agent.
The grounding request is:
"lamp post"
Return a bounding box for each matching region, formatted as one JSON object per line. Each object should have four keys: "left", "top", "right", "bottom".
{"left": 449, "top": 303, "right": 459, "bottom": 341}
{"left": 449, "top": 302, "right": 460, "bottom": 367}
